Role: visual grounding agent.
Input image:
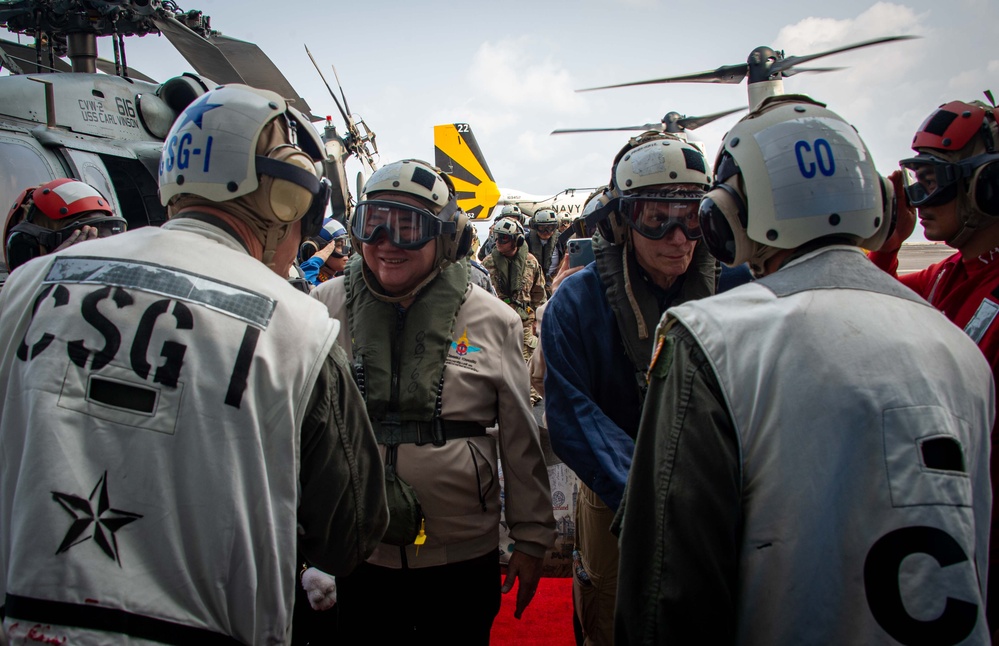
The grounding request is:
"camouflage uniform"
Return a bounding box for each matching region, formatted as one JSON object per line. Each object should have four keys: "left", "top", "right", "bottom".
{"left": 482, "top": 250, "right": 547, "bottom": 365}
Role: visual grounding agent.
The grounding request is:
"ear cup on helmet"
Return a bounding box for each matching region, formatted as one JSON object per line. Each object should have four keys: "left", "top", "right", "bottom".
{"left": 5, "top": 221, "right": 61, "bottom": 271}
{"left": 5, "top": 229, "right": 42, "bottom": 271}
{"left": 299, "top": 238, "right": 321, "bottom": 262}
{"left": 266, "top": 146, "right": 319, "bottom": 223}
{"left": 439, "top": 207, "right": 473, "bottom": 262}
{"left": 972, "top": 161, "right": 999, "bottom": 216}
{"left": 861, "top": 174, "right": 897, "bottom": 251}
{"left": 597, "top": 209, "right": 629, "bottom": 246}
{"left": 698, "top": 179, "right": 750, "bottom": 266}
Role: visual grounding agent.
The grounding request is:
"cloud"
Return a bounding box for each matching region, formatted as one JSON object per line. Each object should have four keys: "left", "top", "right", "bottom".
{"left": 467, "top": 40, "right": 586, "bottom": 115}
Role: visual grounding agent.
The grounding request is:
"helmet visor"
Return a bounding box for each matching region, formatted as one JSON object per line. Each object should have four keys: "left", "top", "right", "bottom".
{"left": 352, "top": 200, "right": 442, "bottom": 250}
{"left": 619, "top": 196, "right": 702, "bottom": 240}
{"left": 899, "top": 155, "right": 961, "bottom": 207}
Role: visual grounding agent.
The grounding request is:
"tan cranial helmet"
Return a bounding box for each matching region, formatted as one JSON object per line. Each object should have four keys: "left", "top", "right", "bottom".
{"left": 356, "top": 159, "right": 472, "bottom": 265}
{"left": 158, "top": 84, "right": 330, "bottom": 267}
{"left": 598, "top": 132, "right": 711, "bottom": 245}
{"left": 532, "top": 209, "right": 558, "bottom": 226}
{"left": 697, "top": 95, "right": 888, "bottom": 273}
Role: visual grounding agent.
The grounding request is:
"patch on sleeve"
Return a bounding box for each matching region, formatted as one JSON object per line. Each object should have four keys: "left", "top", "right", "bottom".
{"left": 648, "top": 320, "right": 677, "bottom": 381}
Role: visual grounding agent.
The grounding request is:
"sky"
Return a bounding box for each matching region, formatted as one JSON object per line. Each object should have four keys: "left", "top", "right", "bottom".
{"left": 3, "top": 0, "right": 998, "bottom": 242}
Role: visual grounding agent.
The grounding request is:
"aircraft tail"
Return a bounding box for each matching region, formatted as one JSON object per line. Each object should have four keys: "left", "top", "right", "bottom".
{"left": 434, "top": 123, "right": 501, "bottom": 219}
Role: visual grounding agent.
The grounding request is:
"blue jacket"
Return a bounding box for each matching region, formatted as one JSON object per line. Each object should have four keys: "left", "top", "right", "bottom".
{"left": 542, "top": 264, "right": 644, "bottom": 510}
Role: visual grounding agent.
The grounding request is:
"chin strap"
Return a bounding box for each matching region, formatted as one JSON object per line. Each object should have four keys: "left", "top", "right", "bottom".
{"left": 260, "top": 224, "right": 290, "bottom": 268}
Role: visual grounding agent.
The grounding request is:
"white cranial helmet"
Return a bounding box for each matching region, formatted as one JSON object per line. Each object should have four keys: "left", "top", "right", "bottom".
{"left": 158, "top": 84, "right": 325, "bottom": 223}
{"left": 698, "top": 95, "right": 886, "bottom": 272}
{"left": 599, "top": 132, "right": 711, "bottom": 245}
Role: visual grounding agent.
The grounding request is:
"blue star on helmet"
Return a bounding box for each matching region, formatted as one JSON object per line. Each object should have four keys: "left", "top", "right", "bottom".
{"left": 176, "top": 95, "right": 223, "bottom": 130}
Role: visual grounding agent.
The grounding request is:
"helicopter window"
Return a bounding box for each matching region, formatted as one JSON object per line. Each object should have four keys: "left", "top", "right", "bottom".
{"left": 0, "top": 138, "right": 58, "bottom": 225}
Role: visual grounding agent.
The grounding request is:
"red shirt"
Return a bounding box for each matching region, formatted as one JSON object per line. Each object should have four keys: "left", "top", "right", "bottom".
{"left": 870, "top": 246, "right": 999, "bottom": 373}
{"left": 871, "top": 245, "right": 999, "bottom": 568}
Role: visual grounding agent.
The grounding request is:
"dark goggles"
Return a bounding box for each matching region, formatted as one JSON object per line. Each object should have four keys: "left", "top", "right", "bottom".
{"left": 899, "top": 154, "right": 964, "bottom": 207}
{"left": 73, "top": 215, "right": 127, "bottom": 239}
{"left": 617, "top": 196, "right": 702, "bottom": 241}
{"left": 899, "top": 152, "right": 999, "bottom": 208}
{"left": 495, "top": 233, "right": 516, "bottom": 245}
{"left": 351, "top": 200, "right": 453, "bottom": 250}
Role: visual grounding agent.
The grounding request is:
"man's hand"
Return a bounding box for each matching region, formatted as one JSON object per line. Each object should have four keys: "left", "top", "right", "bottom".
{"left": 880, "top": 170, "right": 916, "bottom": 254}
{"left": 53, "top": 225, "right": 99, "bottom": 253}
{"left": 501, "top": 550, "right": 543, "bottom": 619}
{"left": 301, "top": 567, "right": 337, "bottom": 611}
{"left": 314, "top": 241, "right": 337, "bottom": 263}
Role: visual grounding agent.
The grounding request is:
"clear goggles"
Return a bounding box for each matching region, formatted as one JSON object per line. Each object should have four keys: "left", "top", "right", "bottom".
{"left": 899, "top": 153, "right": 999, "bottom": 207}
{"left": 616, "top": 195, "right": 702, "bottom": 240}
{"left": 351, "top": 200, "right": 451, "bottom": 250}
{"left": 534, "top": 223, "right": 557, "bottom": 233}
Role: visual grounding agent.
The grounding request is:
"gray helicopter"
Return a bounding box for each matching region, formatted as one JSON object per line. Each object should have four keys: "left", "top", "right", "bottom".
{"left": 577, "top": 35, "right": 917, "bottom": 111}
{"left": 0, "top": 0, "right": 357, "bottom": 258}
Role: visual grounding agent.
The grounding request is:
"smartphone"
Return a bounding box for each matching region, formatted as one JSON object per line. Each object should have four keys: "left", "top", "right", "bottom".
{"left": 568, "top": 237, "right": 595, "bottom": 268}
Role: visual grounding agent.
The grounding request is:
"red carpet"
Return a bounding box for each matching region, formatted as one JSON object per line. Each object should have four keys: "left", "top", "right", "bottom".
{"left": 491, "top": 576, "right": 575, "bottom": 645}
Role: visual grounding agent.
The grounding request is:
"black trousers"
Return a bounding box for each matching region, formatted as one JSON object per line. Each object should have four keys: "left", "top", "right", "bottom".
{"left": 336, "top": 549, "right": 501, "bottom": 646}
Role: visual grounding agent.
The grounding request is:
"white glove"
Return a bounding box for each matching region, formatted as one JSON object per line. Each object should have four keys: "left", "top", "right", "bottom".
{"left": 301, "top": 567, "right": 337, "bottom": 611}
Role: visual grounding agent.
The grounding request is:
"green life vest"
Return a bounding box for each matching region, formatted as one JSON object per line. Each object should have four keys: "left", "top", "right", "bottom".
{"left": 344, "top": 255, "right": 472, "bottom": 443}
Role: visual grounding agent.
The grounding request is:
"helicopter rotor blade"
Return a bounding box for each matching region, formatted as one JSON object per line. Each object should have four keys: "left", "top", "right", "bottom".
{"left": 210, "top": 34, "right": 317, "bottom": 120}
{"left": 780, "top": 66, "right": 844, "bottom": 78}
{"left": 94, "top": 57, "right": 157, "bottom": 82}
{"left": 0, "top": 39, "right": 72, "bottom": 74}
{"left": 676, "top": 106, "right": 746, "bottom": 130}
{"left": 551, "top": 124, "right": 662, "bottom": 135}
{"left": 329, "top": 62, "right": 354, "bottom": 125}
{"left": 771, "top": 35, "right": 918, "bottom": 76}
{"left": 152, "top": 14, "right": 243, "bottom": 85}
{"left": 577, "top": 62, "right": 748, "bottom": 93}
{"left": 305, "top": 45, "right": 350, "bottom": 126}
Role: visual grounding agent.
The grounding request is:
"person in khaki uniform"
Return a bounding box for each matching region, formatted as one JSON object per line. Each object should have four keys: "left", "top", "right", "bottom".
{"left": 312, "top": 160, "right": 555, "bottom": 645}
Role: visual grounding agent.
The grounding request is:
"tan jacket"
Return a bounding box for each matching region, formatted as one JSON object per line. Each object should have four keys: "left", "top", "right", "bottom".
{"left": 312, "top": 279, "right": 555, "bottom": 568}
